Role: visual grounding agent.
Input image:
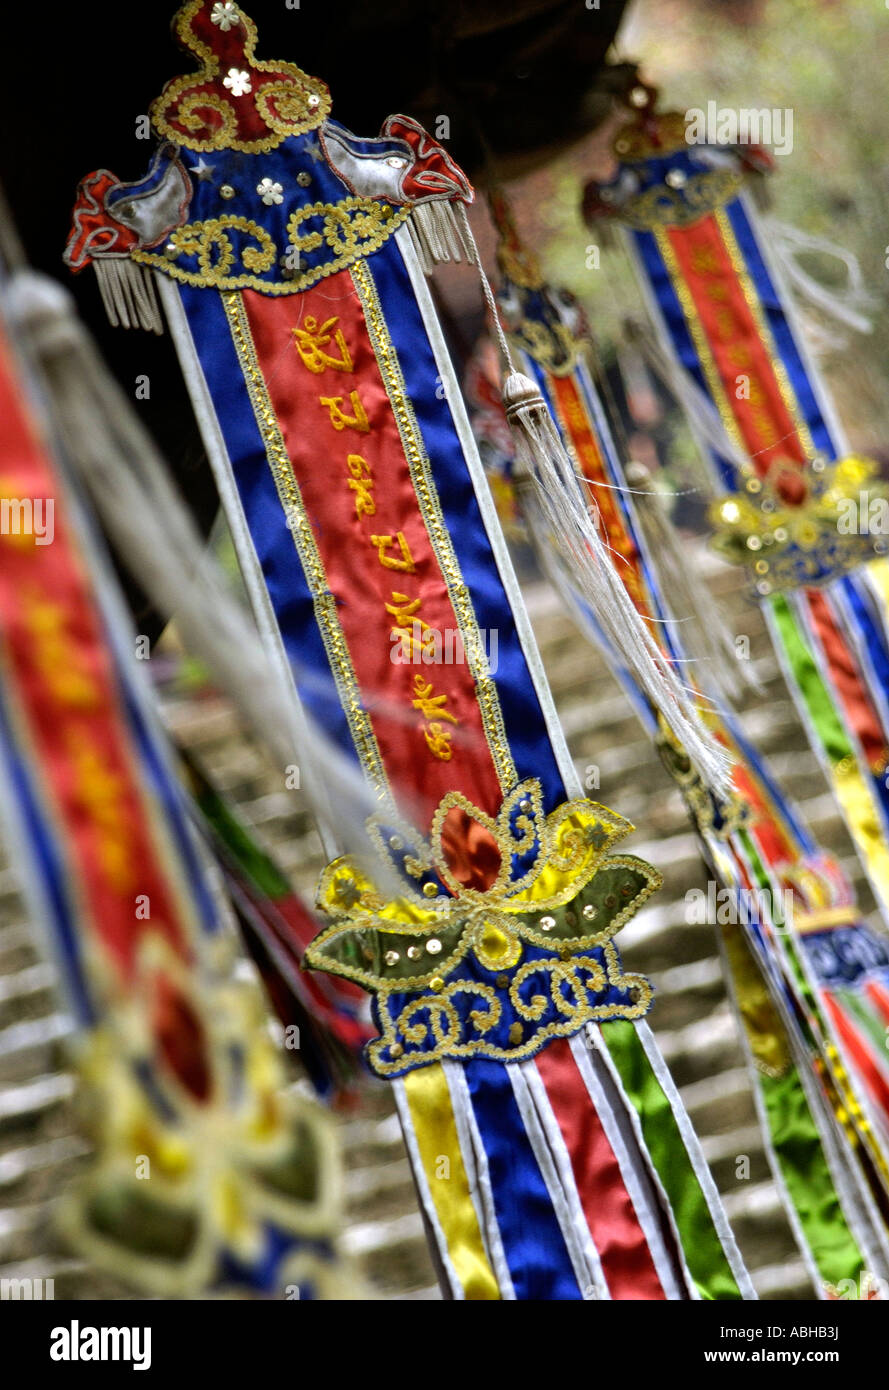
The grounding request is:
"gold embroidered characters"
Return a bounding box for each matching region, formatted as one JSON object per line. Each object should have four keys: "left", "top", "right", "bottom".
{"left": 386, "top": 591, "right": 429, "bottom": 653}
{"left": 322, "top": 391, "right": 370, "bottom": 434}
{"left": 371, "top": 532, "right": 416, "bottom": 573}
{"left": 306, "top": 780, "right": 660, "bottom": 1075}
{"left": 293, "top": 316, "right": 354, "bottom": 374}
{"left": 347, "top": 455, "right": 375, "bottom": 517}
{"left": 292, "top": 310, "right": 462, "bottom": 766}
{"left": 412, "top": 673, "right": 457, "bottom": 762}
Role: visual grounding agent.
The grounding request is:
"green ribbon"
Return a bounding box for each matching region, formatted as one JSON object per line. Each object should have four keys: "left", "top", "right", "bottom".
{"left": 835, "top": 986, "right": 889, "bottom": 1061}
{"left": 769, "top": 594, "right": 853, "bottom": 765}
{"left": 761, "top": 1066, "right": 865, "bottom": 1286}
{"left": 188, "top": 761, "right": 291, "bottom": 900}
{"left": 721, "top": 899, "right": 866, "bottom": 1289}
{"left": 602, "top": 1019, "right": 744, "bottom": 1299}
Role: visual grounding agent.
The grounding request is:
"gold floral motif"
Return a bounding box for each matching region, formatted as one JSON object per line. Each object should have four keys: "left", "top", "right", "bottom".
{"left": 163, "top": 216, "right": 276, "bottom": 280}
{"left": 709, "top": 455, "right": 889, "bottom": 592}
{"left": 511, "top": 317, "right": 588, "bottom": 379}
{"left": 496, "top": 238, "right": 545, "bottom": 292}
{"left": 656, "top": 716, "right": 748, "bottom": 840}
{"left": 369, "top": 943, "right": 649, "bottom": 1075}
{"left": 57, "top": 933, "right": 348, "bottom": 1295}
{"left": 612, "top": 111, "right": 698, "bottom": 162}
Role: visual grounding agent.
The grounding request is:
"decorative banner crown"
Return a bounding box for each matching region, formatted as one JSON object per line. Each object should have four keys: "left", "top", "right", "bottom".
{"left": 63, "top": 0, "right": 474, "bottom": 326}
{"left": 151, "top": 0, "right": 332, "bottom": 152}
{"left": 307, "top": 780, "right": 657, "bottom": 1076}
{"left": 582, "top": 84, "right": 773, "bottom": 232}
{"left": 709, "top": 454, "right": 889, "bottom": 593}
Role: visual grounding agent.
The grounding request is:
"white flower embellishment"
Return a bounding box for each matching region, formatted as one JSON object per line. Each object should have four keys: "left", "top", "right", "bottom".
{"left": 257, "top": 178, "right": 284, "bottom": 206}
{"left": 223, "top": 68, "right": 252, "bottom": 98}
{"left": 211, "top": 2, "right": 240, "bottom": 31}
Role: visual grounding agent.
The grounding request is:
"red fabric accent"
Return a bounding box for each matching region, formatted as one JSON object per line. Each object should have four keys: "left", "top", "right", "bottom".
{"left": 0, "top": 325, "right": 211, "bottom": 1096}
{"left": 439, "top": 806, "right": 501, "bottom": 890}
{"left": 151, "top": 973, "right": 212, "bottom": 1102}
{"left": 535, "top": 1039, "right": 668, "bottom": 1298}
{"left": 382, "top": 115, "right": 474, "bottom": 204}
{"left": 241, "top": 278, "right": 504, "bottom": 831}
{"left": 803, "top": 588, "right": 889, "bottom": 771}
{"left": 156, "top": 2, "right": 330, "bottom": 149}
{"left": 667, "top": 217, "right": 808, "bottom": 479}
{"left": 824, "top": 993, "right": 889, "bottom": 1125}
{"left": 65, "top": 171, "right": 136, "bottom": 270}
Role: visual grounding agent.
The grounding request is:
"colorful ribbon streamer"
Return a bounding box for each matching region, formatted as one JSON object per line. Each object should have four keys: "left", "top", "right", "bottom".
{"left": 63, "top": 2, "right": 753, "bottom": 1298}
{"left": 463, "top": 197, "right": 889, "bottom": 1287}
{"left": 583, "top": 90, "right": 889, "bottom": 934}
{"left": 0, "top": 289, "right": 352, "bottom": 1297}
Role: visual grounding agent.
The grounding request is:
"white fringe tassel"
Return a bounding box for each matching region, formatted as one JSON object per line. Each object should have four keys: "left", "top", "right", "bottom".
{"left": 764, "top": 217, "right": 874, "bottom": 337}
{"left": 624, "top": 319, "right": 751, "bottom": 474}
{"left": 624, "top": 460, "right": 765, "bottom": 706}
{"left": 503, "top": 371, "right": 734, "bottom": 798}
{"left": 93, "top": 257, "right": 164, "bottom": 335}
{"left": 405, "top": 199, "right": 474, "bottom": 274}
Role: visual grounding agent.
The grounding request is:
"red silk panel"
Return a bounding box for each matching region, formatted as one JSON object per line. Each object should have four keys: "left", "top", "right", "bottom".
{"left": 535, "top": 1038, "right": 668, "bottom": 1299}
{"left": 241, "top": 278, "right": 504, "bottom": 830}
{"left": 667, "top": 218, "right": 808, "bottom": 480}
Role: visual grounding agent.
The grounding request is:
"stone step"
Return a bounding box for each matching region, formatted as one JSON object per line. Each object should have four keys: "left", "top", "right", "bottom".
{"left": 0, "top": 1074, "right": 75, "bottom": 1133}
{"left": 0, "top": 923, "right": 42, "bottom": 975}
{"left": 720, "top": 1181, "right": 805, "bottom": 1268}
{"left": 0, "top": 1015, "right": 74, "bottom": 1084}
{"left": 0, "top": 1135, "right": 88, "bottom": 1193}
{"left": 752, "top": 1258, "right": 816, "bottom": 1300}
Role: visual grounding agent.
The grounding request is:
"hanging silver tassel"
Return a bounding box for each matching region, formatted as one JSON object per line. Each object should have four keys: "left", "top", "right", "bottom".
{"left": 622, "top": 459, "right": 765, "bottom": 706}
{"left": 406, "top": 199, "right": 475, "bottom": 274}
{"left": 446, "top": 203, "right": 732, "bottom": 796}
{"left": 93, "top": 256, "right": 164, "bottom": 334}
{"left": 502, "top": 371, "right": 733, "bottom": 797}
{"left": 763, "top": 216, "right": 874, "bottom": 338}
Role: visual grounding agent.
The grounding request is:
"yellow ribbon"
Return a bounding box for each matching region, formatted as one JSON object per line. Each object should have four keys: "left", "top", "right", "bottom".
{"left": 403, "top": 1064, "right": 500, "bottom": 1299}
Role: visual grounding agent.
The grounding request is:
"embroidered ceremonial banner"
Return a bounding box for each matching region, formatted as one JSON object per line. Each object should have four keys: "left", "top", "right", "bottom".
{"left": 0, "top": 293, "right": 351, "bottom": 1297}
{"left": 582, "top": 86, "right": 889, "bottom": 942}
{"left": 464, "top": 197, "right": 889, "bottom": 1286}
{"left": 65, "top": 2, "right": 753, "bottom": 1298}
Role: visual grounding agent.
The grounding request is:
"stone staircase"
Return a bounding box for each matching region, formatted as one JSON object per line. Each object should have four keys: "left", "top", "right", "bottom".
{"left": 0, "top": 540, "right": 880, "bottom": 1299}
